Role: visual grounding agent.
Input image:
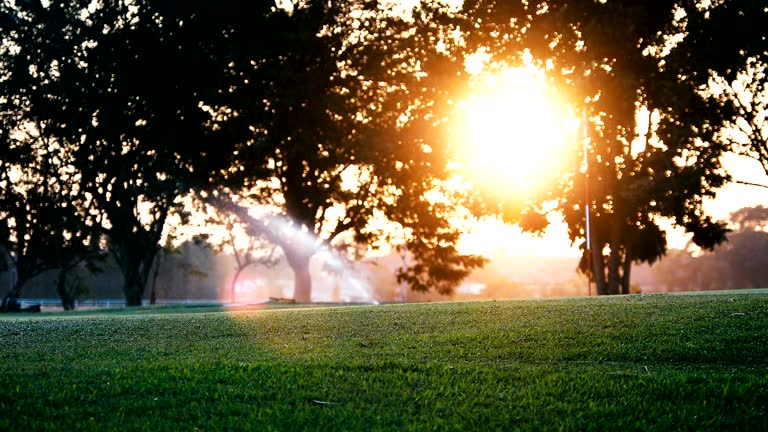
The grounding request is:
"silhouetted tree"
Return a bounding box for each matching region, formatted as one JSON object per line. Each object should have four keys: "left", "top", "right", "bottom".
{"left": 0, "top": 73, "right": 105, "bottom": 310}
{"left": 458, "top": 0, "right": 740, "bottom": 294}
{"left": 669, "top": 0, "right": 767, "bottom": 178}
{"left": 730, "top": 205, "right": 768, "bottom": 232}
{"left": 204, "top": 1, "right": 486, "bottom": 302}
{"left": 3, "top": 0, "right": 486, "bottom": 305}
{"left": 1, "top": 1, "right": 248, "bottom": 305}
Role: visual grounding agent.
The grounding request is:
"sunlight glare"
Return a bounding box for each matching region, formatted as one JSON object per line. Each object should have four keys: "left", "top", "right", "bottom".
{"left": 458, "top": 215, "right": 581, "bottom": 258}
{"left": 455, "top": 67, "right": 578, "bottom": 198}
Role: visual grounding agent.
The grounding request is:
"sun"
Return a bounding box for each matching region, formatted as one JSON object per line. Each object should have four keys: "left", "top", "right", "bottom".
{"left": 454, "top": 66, "right": 577, "bottom": 198}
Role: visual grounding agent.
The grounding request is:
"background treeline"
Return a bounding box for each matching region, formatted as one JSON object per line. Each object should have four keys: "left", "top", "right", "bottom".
{"left": 645, "top": 206, "right": 768, "bottom": 292}
{"left": 10, "top": 205, "right": 768, "bottom": 307}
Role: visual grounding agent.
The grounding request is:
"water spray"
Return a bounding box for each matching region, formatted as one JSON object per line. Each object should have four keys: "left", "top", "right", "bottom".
{"left": 206, "top": 192, "right": 378, "bottom": 304}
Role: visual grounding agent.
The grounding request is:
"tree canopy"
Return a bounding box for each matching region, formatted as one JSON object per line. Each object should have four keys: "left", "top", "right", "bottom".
{"left": 1, "top": 0, "right": 487, "bottom": 304}
{"left": 200, "top": 1, "right": 487, "bottom": 302}
{"left": 1, "top": 0, "right": 765, "bottom": 305}
{"left": 682, "top": 1, "right": 768, "bottom": 179}
{"left": 1, "top": 0, "right": 246, "bottom": 305}
{"left": 451, "top": 0, "right": 767, "bottom": 294}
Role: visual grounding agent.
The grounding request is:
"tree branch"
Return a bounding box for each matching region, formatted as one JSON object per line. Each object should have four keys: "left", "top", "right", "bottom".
{"left": 734, "top": 179, "right": 768, "bottom": 190}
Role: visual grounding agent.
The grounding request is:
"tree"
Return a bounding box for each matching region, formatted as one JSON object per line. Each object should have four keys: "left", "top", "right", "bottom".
{"left": 0, "top": 49, "right": 105, "bottom": 310}
{"left": 146, "top": 237, "right": 212, "bottom": 304}
{"left": 0, "top": 138, "right": 105, "bottom": 309}
{"left": 721, "top": 205, "right": 768, "bottom": 289}
{"left": 68, "top": 1, "right": 243, "bottom": 306}
{"left": 730, "top": 205, "right": 768, "bottom": 232}
{"left": 456, "top": 0, "right": 740, "bottom": 294}
{"left": 203, "top": 1, "right": 486, "bottom": 302}
{"left": 4, "top": 0, "right": 487, "bottom": 305}
{"left": 677, "top": 1, "right": 768, "bottom": 180}
{"left": 1, "top": 1, "right": 249, "bottom": 306}
{"left": 718, "top": 230, "right": 768, "bottom": 288}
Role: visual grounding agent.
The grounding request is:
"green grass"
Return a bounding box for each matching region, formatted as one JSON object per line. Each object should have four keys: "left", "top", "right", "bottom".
{"left": 2, "top": 292, "right": 767, "bottom": 431}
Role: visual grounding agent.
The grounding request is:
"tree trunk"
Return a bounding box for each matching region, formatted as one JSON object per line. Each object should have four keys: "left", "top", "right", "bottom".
{"left": 621, "top": 246, "right": 633, "bottom": 295}
{"left": 56, "top": 268, "right": 76, "bottom": 311}
{"left": 607, "top": 221, "right": 623, "bottom": 295}
{"left": 592, "top": 253, "right": 608, "bottom": 295}
{"left": 287, "top": 252, "right": 313, "bottom": 303}
{"left": 2, "top": 261, "right": 21, "bottom": 298}
{"left": 149, "top": 253, "right": 162, "bottom": 305}
{"left": 121, "top": 252, "right": 156, "bottom": 307}
{"left": 10, "top": 271, "right": 24, "bottom": 298}
{"left": 113, "top": 238, "right": 160, "bottom": 307}
{"left": 590, "top": 235, "right": 608, "bottom": 295}
{"left": 123, "top": 265, "right": 144, "bottom": 307}
{"left": 607, "top": 246, "right": 622, "bottom": 295}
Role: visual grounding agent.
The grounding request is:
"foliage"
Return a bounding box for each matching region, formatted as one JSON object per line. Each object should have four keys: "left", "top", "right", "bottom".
{"left": 201, "top": 1, "right": 486, "bottom": 301}
{"left": 1, "top": 293, "right": 767, "bottom": 429}
{"left": 0, "top": 1, "right": 246, "bottom": 305}
{"left": 671, "top": 0, "right": 767, "bottom": 175}
{"left": 729, "top": 205, "right": 768, "bottom": 232}
{"left": 57, "top": 263, "right": 101, "bottom": 309}
{"left": 2, "top": 0, "right": 488, "bottom": 304}
{"left": 456, "top": 0, "right": 751, "bottom": 294}
{"left": 4, "top": 0, "right": 761, "bottom": 304}
{"left": 139, "top": 240, "right": 219, "bottom": 302}
{"left": 0, "top": 56, "right": 104, "bottom": 309}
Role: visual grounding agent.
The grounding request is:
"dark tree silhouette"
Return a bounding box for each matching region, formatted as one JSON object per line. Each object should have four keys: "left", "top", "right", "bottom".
{"left": 456, "top": 0, "right": 745, "bottom": 294}
{"left": 3, "top": 1, "right": 486, "bottom": 304}
{"left": 6, "top": 0, "right": 760, "bottom": 304}
{"left": 730, "top": 206, "right": 768, "bottom": 232}
{"left": 1, "top": 1, "right": 248, "bottom": 305}
{"left": 0, "top": 66, "right": 105, "bottom": 309}
{"left": 202, "top": 1, "right": 486, "bottom": 302}
{"left": 673, "top": 1, "right": 768, "bottom": 180}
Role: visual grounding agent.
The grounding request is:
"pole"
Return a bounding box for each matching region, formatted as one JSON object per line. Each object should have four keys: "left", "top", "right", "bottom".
{"left": 583, "top": 111, "right": 592, "bottom": 296}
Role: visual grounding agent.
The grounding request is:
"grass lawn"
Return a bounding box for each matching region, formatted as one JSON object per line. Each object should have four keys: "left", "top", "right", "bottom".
{"left": 1, "top": 291, "right": 767, "bottom": 431}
